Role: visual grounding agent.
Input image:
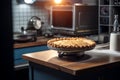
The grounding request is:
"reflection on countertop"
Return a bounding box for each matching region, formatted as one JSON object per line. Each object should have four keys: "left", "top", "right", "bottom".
{"left": 95, "top": 42, "right": 109, "bottom": 50}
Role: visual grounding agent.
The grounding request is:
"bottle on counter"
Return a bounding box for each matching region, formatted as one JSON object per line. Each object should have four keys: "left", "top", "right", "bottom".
{"left": 110, "top": 14, "right": 120, "bottom": 51}
{"left": 113, "top": 14, "right": 119, "bottom": 32}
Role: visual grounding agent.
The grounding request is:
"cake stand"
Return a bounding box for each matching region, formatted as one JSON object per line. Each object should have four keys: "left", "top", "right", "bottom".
{"left": 48, "top": 45, "right": 95, "bottom": 58}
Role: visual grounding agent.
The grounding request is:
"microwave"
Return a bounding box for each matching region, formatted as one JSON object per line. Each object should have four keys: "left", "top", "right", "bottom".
{"left": 50, "top": 3, "right": 98, "bottom": 36}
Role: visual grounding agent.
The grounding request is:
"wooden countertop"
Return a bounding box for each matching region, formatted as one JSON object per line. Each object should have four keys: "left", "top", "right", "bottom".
{"left": 22, "top": 48, "right": 120, "bottom": 75}
{"left": 14, "top": 36, "right": 55, "bottom": 48}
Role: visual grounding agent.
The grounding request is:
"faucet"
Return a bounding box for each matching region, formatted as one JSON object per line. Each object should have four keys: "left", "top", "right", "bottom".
{"left": 21, "top": 26, "right": 26, "bottom": 34}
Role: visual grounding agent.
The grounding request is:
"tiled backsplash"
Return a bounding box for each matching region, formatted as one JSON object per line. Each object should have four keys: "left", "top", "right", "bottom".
{"left": 12, "top": 0, "right": 49, "bottom": 32}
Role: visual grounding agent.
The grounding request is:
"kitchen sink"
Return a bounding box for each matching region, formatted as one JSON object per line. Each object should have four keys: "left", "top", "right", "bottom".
{"left": 13, "top": 31, "right": 37, "bottom": 43}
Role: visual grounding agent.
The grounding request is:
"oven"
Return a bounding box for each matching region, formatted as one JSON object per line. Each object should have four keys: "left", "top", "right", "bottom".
{"left": 50, "top": 3, "right": 98, "bottom": 36}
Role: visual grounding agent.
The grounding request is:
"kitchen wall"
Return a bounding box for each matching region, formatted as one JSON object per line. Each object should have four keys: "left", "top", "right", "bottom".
{"left": 12, "top": 0, "right": 97, "bottom": 32}
{"left": 12, "top": 0, "right": 49, "bottom": 32}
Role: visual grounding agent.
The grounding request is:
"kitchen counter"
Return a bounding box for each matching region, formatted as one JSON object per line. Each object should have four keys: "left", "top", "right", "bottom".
{"left": 14, "top": 36, "right": 105, "bottom": 49}
{"left": 23, "top": 49, "right": 120, "bottom": 75}
{"left": 14, "top": 36, "right": 55, "bottom": 48}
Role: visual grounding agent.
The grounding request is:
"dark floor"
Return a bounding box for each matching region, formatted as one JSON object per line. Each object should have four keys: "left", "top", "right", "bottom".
{"left": 15, "top": 68, "right": 29, "bottom": 80}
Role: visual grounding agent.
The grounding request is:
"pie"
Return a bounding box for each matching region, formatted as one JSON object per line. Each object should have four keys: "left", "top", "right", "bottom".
{"left": 47, "top": 37, "right": 96, "bottom": 51}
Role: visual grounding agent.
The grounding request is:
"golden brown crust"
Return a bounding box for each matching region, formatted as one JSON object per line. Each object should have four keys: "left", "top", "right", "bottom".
{"left": 47, "top": 37, "right": 96, "bottom": 50}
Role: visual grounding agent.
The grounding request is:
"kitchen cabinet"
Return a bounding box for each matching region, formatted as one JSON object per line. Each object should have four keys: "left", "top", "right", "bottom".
{"left": 14, "top": 36, "right": 52, "bottom": 80}
{"left": 98, "top": 0, "right": 120, "bottom": 43}
{"left": 14, "top": 36, "right": 55, "bottom": 69}
{"left": 29, "top": 62, "right": 120, "bottom": 80}
{"left": 14, "top": 45, "right": 48, "bottom": 69}
{"left": 29, "top": 62, "right": 99, "bottom": 80}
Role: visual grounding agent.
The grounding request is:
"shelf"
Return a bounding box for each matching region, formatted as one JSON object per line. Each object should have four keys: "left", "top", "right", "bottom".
{"left": 98, "top": 0, "right": 120, "bottom": 35}
{"left": 100, "top": 0, "right": 109, "bottom": 5}
{"left": 99, "top": 24, "right": 110, "bottom": 26}
{"left": 99, "top": 5, "right": 110, "bottom": 6}
{"left": 109, "top": 5, "right": 120, "bottom": 6}
{"left": 100, "top": 15, "right": 110, "bottom": 17}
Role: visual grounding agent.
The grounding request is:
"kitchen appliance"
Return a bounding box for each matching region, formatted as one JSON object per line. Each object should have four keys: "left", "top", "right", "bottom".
{"left": 110, "top": 32, "right": 120, "bottom": 51}
{"left": 26, "top": 16, "right": 43, "bottom": 36}
{"left": 50, "top": 3, "right": 98, "bottom": 36}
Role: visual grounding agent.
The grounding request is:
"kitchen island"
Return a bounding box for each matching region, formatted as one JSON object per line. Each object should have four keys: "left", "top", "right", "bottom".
{"left": 22, "top": 46, "right": 120, "bottom": 80}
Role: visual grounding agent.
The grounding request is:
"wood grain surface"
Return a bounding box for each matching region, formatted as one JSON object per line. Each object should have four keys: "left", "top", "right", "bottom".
{"left": 22, "top": 49, "right": 120, "bottom": 75}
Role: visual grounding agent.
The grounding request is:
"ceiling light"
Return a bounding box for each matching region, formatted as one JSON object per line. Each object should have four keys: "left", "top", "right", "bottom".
{"left": 24, "top": 0, "right": 36, "bottom": 4}
{"left": 54, "top": 0, "right": 62, "bottom": 4}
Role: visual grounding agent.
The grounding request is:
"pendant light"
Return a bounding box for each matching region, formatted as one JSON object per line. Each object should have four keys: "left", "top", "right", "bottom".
{"left": 17, "top": 0, "right": 36, "bottom": 4}
{"left": 24, "top": 0, "right": 36, "bottom": 4}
